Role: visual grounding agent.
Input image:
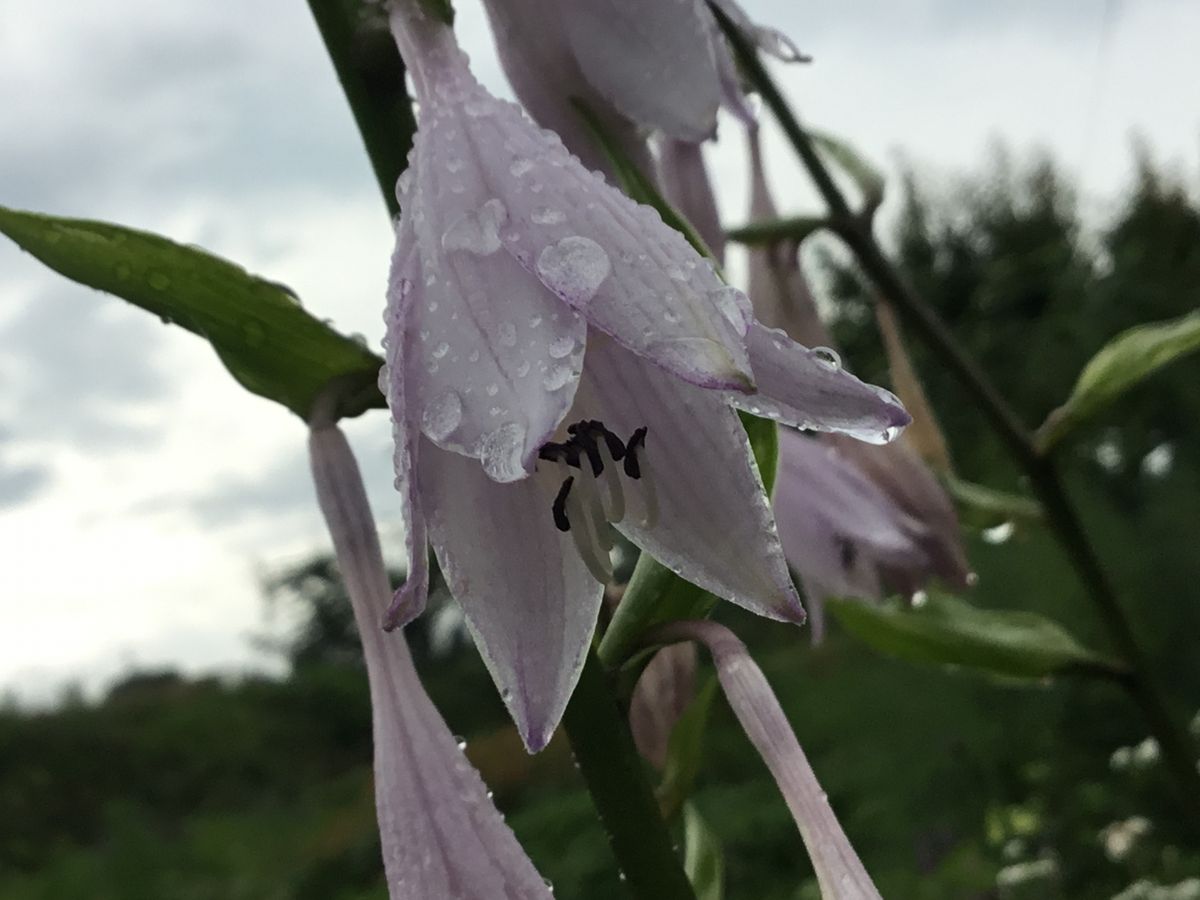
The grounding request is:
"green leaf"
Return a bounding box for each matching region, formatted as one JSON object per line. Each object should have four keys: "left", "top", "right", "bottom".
{"left": 809, "top": 129, "right": 885, "bottom": 214}
{"left": 0, "top": 206, "right": 385, "bottom": 420}
{"left": 1037, "top": 309, "right": 1200, "bottom": 451}
{"left": 826, "top": 591, "right": 1125, "bottom": 680}
{"left": 942, "top": 474, "right": 1043, "bottom": 528}
{"left": 657, "top": 678, "right": 719, "bottom": 820}
{"left": 682, "top": 802, "right": 725, "bottom": 900}
{"left": 724, "top": 215, "right": 829, "bottom": 246}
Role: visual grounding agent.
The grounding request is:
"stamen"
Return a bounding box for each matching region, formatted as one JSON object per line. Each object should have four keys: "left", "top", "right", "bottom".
{"left": 575, "top": 468, "right": 615, "bottom": 553}
{"left": 623, "top": 427, "right": 648, "bottom": 479}
{"left": 837, "top": 536, "right": 857, "bottom": 572}
{"left": 551, "top": 476, "right": 574, "bottom": 532}
{"left": 564, "top": 474, "right": 613, "bottom": 583}
{"left": 599, "top": 462, "right": 626, "bottom": 524}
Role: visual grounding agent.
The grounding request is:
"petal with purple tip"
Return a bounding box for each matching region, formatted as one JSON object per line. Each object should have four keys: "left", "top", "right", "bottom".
{"left": 308, "top": 426, "right": 553, "bottom": 899}
{"left": 732, "top": 322, "right": 911, "bottom": 444}
{"left": 574, "top": 333, "right": 804, "bottom": 623}
{"left": 417, "top": 439, "right": 605, "bottom": 751}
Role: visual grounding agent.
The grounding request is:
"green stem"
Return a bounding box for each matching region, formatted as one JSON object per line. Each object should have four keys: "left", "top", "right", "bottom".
{"left": 712, "top": 4, "right": 1200, "bottom": 821}
{"left": 306, "top": 0, "right": 417, "bottom": 219}
{"left": 562, "top": 650, "right": 698, "bottom": 900}
{"left": 306, "top": 2, "right": 699, "bottom": 887}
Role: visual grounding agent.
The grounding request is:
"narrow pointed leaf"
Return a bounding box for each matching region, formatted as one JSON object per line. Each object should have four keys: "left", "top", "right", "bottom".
{"left": 809, "top": 128, "right": 885, "bottom": 214}
{"left": 1037, "top": 309, "right": 1200, "bottom": 452}
{"left": 0, "top": 206, "right": 384, "bottom": 420}
{"left": 724, "top": 215, "right": 829, "bottom": 246}
{"left": 942, "top": 473, "right": 1043, "bottom": 527}
{"left": 827, "top": 591, "right": 1126, "bottom": 680}
{"left": 682, "top": 803, "right": 725, "bottom": 900}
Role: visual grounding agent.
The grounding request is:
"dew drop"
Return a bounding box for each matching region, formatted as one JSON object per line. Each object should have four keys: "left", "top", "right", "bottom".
{"left": 709, "top": 285, "right": 752, "bottom": 335}
{"left": 431, "top": 341, "right": 450, "bottom": 359}
{"left": 529, "top": 314, "right": 543, "bottom": 328}
{"left": 542, "top": 363, "right": 574, "bottom": 391}
{"left": 812, "top": 346, "right": 842, "bottom": 371}
{"left": 441, "top": 198, "right": 508, "bottom": 256}
{"left": 515, "top": 360, "right": 531, "bottom": 377}
{"left": 421, "top": 390, "right": 463, "bottom": 442}
{"left": 497, "top": 322, "right": 517, "bottom": 347}
{"left": 509, "top": 157, "right": 534, "bottom": 177}
{"left": 148, "top": 272, "right": 171, "bottom": 291}
{"left": 468, "top": 349, "right": 481, "bottom": 363}
{"left": 531, "top": 206, "right": 566, "bottom": 225}
{"left": 478, "top": 423, "right": 528, "bottom": 482}
{"left": 486, "top": 383, "right": 500, "bottom": 397}
{"left": 535, "top": 236, "right": 610, "bottom": 303}
{"left": 548, "top": 334, "right": 577, "bottom": 359}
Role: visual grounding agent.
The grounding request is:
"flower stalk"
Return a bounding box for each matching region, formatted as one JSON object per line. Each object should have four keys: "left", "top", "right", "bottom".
{"left": 711, "top": 3, "right": 1200, "bottom": 819}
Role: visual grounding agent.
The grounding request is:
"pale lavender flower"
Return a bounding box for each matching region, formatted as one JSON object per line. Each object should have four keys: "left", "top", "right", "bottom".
{"left": 383, "top": 4, "right": 908, "bottom": 751}
{"left": 307, "top": 421, "right": 552, "bottom": 900}
{"left": 628, "top": 641, "right": 697, "bottom": 769}
{"left": 656, "top": 620, "right": 883, "bottom": 899}
{"left": 745, "top": 125, "right": 973, "bottom": 618}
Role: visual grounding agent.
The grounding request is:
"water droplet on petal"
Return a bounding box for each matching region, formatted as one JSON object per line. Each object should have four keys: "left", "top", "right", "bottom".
{"left": 431, "top": 341, "right": 450, "bottom": 359}
{"left": 812, "top": 346, "right": 842, "bottom": 370}
{"left": 548, "top": 335, "right": 577, "bottom": 359}
{"left": 532, "top": 206, "right": 566, "bottom": 225}
{"left": 496, "top": 322, "right": 517, "bottom": 347}
{"left": 509, "top": 157, "right": 534, "bottom": 177}
{"left": 542, "top": 363, "right": 574, "bottom": 391}
{"left": 421, "top": 389, "right": 463, "bottom": 442}
{"left": 478, "top": 422, "right": 527, "bottom": 482}
{"left": 486, "top": 383, "right": 500, "bottom": 397}
{"left": 535, "top": 236, "right": 611, "bottom": 303}
{"left": 441, "top": 198, "right": 508, "bottom": 256}
{"left": 709, "top": 285, "right": 753, "bottom": 335}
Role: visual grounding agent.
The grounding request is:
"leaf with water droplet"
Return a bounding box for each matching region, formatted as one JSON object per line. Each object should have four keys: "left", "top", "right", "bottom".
{"left": 0, "top": 205, "right": 383, "bottom": 419}
{"left": 535, "top": 236, "right": 611, "bottom": 304}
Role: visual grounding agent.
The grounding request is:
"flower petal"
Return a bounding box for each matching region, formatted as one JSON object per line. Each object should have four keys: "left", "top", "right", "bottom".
{"left": 479, "top": 0, "right": 656, "bottom": 179}
{"left": 629, "top": 641, "right": 697, "bottom": 770}
{"left": 308, "top": 426, "right": 553, "bottom": 899}
{"left": 425, "top": 75, "right": 754, "bottom": 391}
{"left": 404, "top": 123, "right": 590, "bottom": 482}
{"left": 417, "top": 439, "right": 605, "bottom": 751}
{"left": 657, "top": 620, "right": 882, "bottom": 900}
{"left": 574, "top": 333, "right": 804, "bottom": 622}
{"left": 657, "top": 137, "right": 725, "bottom": 263}
{"left": 560, "top": 0, "right": 722, "bottom": 141}
{"left": 732, "top": 322, "right": 911, "bottom": 444}
{"left": 382, "top": 219, "right": 430, "bottom": 627}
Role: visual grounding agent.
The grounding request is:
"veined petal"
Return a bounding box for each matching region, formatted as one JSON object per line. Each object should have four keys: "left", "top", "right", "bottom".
{"left": 308, "top": 426, "right": 553, "bottom": 899}
{"left": 437, "top": 83, "right": 754, "bottom": 391}
{"left": 657, "top": 137, "right": 726, "bottom": 264}
{"left": 732, "top": 322, "right": 911, "bottom": 445}
{"left": 418, "top": 439, "right": 605, "bottom": 752}
{"left": 405, "top": 122, "right": 588, "bottom": 482}
{"left": 575, "top": 333, "right": 803, "bottom": 622}
{"left": 382, "top": 219, "right": 430, "bottom": 627}
{"left": 561, "top": 0, "right": 722, "bottom": 141}
{"left": 657, "top": 620, "right": 882, "bottom": 900}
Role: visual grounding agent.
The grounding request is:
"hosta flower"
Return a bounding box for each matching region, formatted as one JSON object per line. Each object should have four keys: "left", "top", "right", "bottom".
{"left": 482, "top": 0, "right": 801, "bottom": 145}
{"left": 744, "top": 126, "right": 972, "bottom": 621}
{"left": 384, "top": 5, "right": 908, "bottom": 751}
{"left": 308, "top": 422, "right": 552, "bottom": 900}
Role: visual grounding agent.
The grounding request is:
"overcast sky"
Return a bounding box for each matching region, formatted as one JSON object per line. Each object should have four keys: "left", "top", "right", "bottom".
{"left": 2, "top": 0, "right": 1198, "bottom": 704}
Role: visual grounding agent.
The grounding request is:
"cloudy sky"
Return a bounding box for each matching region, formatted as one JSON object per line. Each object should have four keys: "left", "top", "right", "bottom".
{"left": 2, "top": 0, "right": 1197, "bottom": 704}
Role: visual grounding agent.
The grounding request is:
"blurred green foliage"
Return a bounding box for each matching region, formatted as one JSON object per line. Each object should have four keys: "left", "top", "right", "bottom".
{"left": 2, "top": 151, "right": 1199, "bottom": 898}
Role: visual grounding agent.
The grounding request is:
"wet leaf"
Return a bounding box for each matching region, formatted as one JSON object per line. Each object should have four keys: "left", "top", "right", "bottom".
{"left": 1037, "top": 309, "right": 1200, "bottom": 451}
{"left": 827, "top": 591, "right": 1125, "bottom": 680}
{"left": 0, "top": 205, "right": 385, "bottom": 420}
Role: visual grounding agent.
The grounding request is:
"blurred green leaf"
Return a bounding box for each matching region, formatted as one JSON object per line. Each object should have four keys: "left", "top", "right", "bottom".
{"left": 1037, "top": 309, "right": 1200, "bottom": 452}
{"left": 682, "top": 803, "right": 725, "bottom": 900}
{"left": 810, "top": 129, "right": 885, "bottom": 214}
{"left": 657, "top": 678, "right": 718, "bottom": 820}
{"left": 0, "top": 206, "right": 385, "bottom": 420}
{"left": 725, "top": 215, "right": 829, "bottom": 246}
{"left": 942, "top": 474, "right": 1043, "bottom": 528}
{"left": 827, "top": 591, "right": 1125, "bottom": 680}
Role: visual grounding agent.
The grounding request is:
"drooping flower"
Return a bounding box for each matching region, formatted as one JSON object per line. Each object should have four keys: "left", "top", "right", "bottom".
{"left": 744, "top": 125, "right": 973, "bottom": 617}
{"left": 307, "top": 421, "right": 553, "bottom": 900}
{"left": 384, "top": 4, "right": 909, "bottom": 751}
{"left": 655, "top": 620, "right": 882, "bottom": 899}
{"left": 628, "top": 640, "right": 697, "bottom": 769}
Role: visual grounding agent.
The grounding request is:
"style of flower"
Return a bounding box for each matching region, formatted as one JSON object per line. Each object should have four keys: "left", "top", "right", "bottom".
{"left": 383, "top": 4, "right": 909, "bottom": 751}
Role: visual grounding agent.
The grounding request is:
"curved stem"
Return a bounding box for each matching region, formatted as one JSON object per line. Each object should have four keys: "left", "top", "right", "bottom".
{"left": 562, "top": 650, "right": 698, "bottom": 900}
{"left": 712, "top": 4, "right": 1200, "bottom": 820}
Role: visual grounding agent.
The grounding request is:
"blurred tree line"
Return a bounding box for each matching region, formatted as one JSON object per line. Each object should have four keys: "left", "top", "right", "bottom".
{"left": 0, "top": 151, "right": 1197, "bottom": 899}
